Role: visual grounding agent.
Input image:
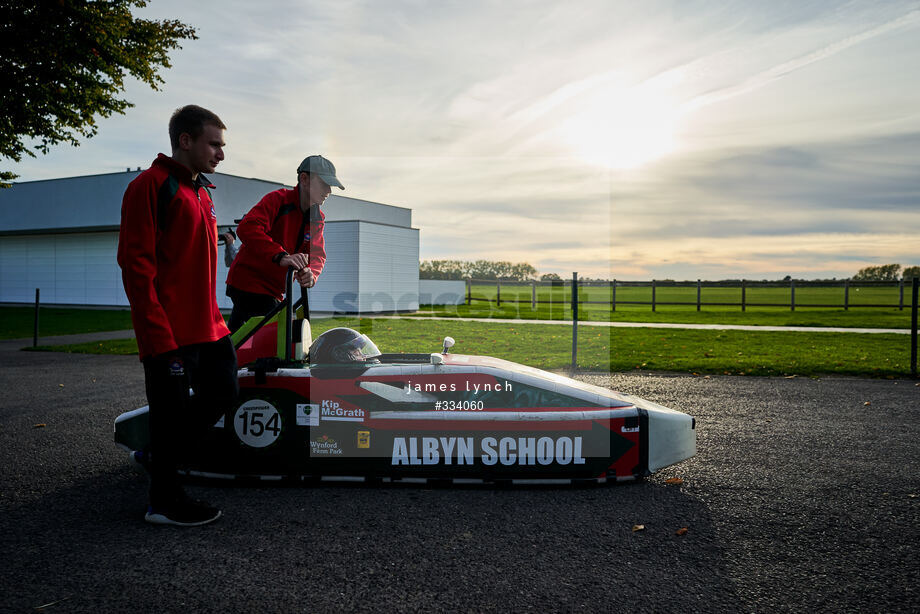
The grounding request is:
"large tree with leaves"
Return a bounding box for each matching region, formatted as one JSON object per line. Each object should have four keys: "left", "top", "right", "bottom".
{"left": 0, "top": 0, "right": 197, "bottom": 187}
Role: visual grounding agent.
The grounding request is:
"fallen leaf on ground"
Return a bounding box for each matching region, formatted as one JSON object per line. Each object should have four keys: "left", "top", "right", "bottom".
{"left": 632, "top": 525, "right": 645, "bottom": 532}
{"left": 676, "top": 527, "right": 689, "bottom": 536}
{"left": 665, "top": 478, "right": 684, "bottom": 485}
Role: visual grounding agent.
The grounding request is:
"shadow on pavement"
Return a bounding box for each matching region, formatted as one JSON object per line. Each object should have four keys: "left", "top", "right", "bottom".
{"left": 0, "top": 468, "right": 738, "bottom": 612}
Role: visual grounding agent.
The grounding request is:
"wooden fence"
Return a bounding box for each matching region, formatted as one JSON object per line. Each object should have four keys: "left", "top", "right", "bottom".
{"left": 464, "top": 277, "right": 918, "bottom": 311}
{"left": 459, "top": 276, "right": 920, "bottom": 376}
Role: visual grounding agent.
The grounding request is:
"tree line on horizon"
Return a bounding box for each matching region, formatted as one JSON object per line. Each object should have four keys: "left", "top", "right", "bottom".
{"left": 419, "top": 260, "right": 610, "bottom": 282}
{"left": 420, "top": 260, "right": 538, "bottom": 281}
{"left": 852, "top": 264, "right": 920, "bottom": 281}
{"left": 420, "top": 260, "right": 920, "bottom": 282}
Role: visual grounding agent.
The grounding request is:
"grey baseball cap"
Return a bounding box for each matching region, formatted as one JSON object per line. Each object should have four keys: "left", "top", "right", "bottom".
{"left": 297, "top": 155, "right": 344, "bottom": 189}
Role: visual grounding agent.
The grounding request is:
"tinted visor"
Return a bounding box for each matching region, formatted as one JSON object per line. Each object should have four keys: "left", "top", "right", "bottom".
{"left": 332, "top": 334, "right": 381, "bottom": 363}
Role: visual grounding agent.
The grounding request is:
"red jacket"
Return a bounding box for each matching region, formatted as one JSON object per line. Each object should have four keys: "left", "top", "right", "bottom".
{"left": 225, "top": 186, "right": 326, "bottom": 300}
{"left": 118, "top": 154, "right": 231, "bottom": 360}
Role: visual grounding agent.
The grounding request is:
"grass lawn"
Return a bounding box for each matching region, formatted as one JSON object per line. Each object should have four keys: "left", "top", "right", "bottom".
{"left": 417, "top": 302, "right": 915, "bottom": 329}
{"left": 0, "top": 306, "right": 135, "bottom": 340}
{"left": 467, "top": 280, "right": 912, "bottom": 309}
{"left": 3, "top": 290, "right": 914, "bottom": 344}
{"left": 29, "top": 317, "right": 917, "bottom": 379}
{"left": 436, "top": 282, "right": 917, "bottom": 328}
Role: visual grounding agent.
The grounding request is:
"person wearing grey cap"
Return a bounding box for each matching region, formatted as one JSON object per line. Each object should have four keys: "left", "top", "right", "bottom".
{"left": 225, "top": 155, "right": 344, "bottom": 332}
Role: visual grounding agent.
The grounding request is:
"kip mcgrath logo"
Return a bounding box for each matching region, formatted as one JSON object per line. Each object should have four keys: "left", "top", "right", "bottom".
{"left": 320, "top": 400, "right": 365, "bottom": 422}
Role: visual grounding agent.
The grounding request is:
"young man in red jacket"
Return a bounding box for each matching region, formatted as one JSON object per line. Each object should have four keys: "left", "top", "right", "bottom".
{"left": 225, "top": 155, "right": 344, "bottom": 331}
{"left": 118, "top": 105, "right": 238, "bottom": 526}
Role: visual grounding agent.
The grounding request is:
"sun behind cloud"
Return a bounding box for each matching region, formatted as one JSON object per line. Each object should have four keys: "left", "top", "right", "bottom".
{"left": 558, "top": 77, "right": 682, "bottom": 170}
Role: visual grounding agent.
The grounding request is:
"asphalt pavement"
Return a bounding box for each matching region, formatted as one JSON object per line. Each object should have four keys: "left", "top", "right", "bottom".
{"left": 0, "top": 340, "right": 917, "bottom": 613}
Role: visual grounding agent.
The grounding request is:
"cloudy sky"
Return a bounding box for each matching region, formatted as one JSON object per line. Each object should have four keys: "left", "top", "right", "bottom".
{"left": 7, "top": 0, "right": 920, "bottom": 280}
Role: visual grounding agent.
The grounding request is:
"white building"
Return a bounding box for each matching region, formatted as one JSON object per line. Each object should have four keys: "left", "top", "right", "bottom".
{"left": 0, "top": 169, "right": 419, "bottom": 313}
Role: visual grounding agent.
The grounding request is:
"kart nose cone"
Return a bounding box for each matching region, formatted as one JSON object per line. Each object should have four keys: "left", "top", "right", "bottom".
{"left": 642, "top": 399, "right": 696, "bottom": 473}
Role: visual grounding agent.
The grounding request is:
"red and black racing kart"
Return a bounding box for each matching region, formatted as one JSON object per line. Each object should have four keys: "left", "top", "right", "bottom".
{"left": 115, "top": 272, "right": 696, "bottom": 485}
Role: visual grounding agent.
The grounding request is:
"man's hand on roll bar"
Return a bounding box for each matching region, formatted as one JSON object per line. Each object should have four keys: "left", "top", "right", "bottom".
{"left": 279, "top": 253, "right": 316, "bottom": 288}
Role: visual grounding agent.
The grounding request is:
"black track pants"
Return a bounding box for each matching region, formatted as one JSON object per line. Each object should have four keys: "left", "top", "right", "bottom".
{"left": 142, "top": 334, "right": 238, "bottom": 507}
{"left": 226, "top": 285, "right": 280, "bottom": 333}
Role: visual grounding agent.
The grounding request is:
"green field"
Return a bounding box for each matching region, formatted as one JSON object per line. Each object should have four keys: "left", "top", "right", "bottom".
{"left": 0, "top": 306, "right": 136, "bottom": 340}
{"left": 28, "top": 316, "right": 917, "bottom": 379}
{"left": 2, "top": 281, "right": 914, "bottom": 344}
{"left": 422, "top": 281, "right": 916, "bottom": 328}
{"left": 5, "top": 298, "right": 917, "bottom": 378}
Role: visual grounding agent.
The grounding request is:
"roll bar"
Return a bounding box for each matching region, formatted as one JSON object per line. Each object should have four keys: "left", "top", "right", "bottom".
{"left": 232, "top": 267, "right": 308, "bottom": 363}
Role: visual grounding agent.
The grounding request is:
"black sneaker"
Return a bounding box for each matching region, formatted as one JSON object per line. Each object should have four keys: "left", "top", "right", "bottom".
{"left": 145, "top": 497, "right": 221, "bottom": 527}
